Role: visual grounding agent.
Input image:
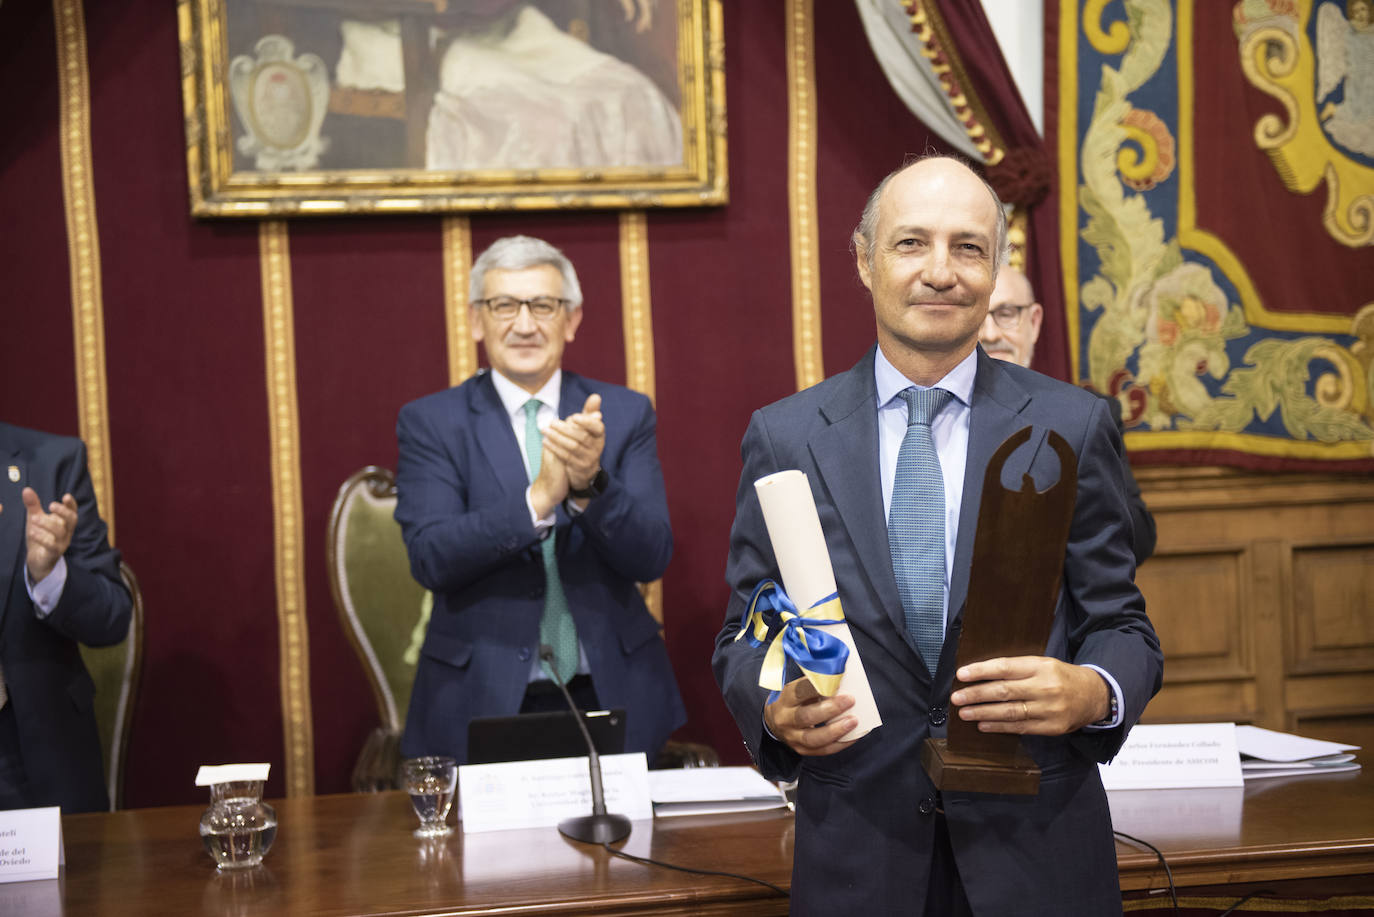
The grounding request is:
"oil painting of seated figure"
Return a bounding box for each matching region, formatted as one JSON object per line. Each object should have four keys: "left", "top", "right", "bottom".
{"left": 334, "top": 0, "right": 684, "bottom": 171}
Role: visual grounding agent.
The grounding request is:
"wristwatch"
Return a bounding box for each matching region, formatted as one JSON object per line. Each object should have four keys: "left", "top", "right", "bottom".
{"left": 1094, "top": 692, "right": 1119, "bottom": 727}
{"left": 569, "top": 468, "right": 608, "bottom": 500}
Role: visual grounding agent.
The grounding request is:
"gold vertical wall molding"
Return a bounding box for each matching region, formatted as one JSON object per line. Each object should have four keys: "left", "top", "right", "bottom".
{"left": 53, "top": 0, "right": 115, "bottom": 540}
{"left": 786, "top": 0, "right": 824, "bottom": 391}
{"left": 258, "top": 221, "right": 315, "bottom": 797}
{"left": 618, "top": 211, "right": 663, "bottom": 624}
{"left": 1008, "top": 209, "right": 1029, "bottom": 273}
{"left": 619, "top": 212, "right": 657, "bottom": 404}
{"left": 442, "top": 217, "right": 478, "bottom": 387}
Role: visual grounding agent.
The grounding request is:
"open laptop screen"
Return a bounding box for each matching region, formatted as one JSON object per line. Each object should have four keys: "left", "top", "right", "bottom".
{"left": 466, "top": 709, "right": 627, "bottom": 765}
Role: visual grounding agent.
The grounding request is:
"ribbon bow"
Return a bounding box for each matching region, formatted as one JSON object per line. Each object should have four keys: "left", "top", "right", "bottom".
{"left": 734, "top": 580, "right": 850, "bottom": 697}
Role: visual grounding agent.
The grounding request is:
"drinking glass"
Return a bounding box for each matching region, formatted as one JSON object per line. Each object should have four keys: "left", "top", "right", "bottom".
{"left": 400, "top": 756, "right": 457, "bottom": 838}
{"left": 199, "top": 779, "right": 278, "bottom": 869}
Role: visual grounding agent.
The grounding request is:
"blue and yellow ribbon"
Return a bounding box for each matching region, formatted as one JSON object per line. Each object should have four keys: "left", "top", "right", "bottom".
{"left": 735, "top": 580, "right": 849, "bottom": 697}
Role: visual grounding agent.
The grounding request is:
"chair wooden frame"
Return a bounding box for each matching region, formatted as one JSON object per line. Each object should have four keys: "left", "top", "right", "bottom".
{"left": 81, "top": 561, "right": 144, "bottom": 811}
{"left": 327, "top": 466, "right": 406, "bottom": 736}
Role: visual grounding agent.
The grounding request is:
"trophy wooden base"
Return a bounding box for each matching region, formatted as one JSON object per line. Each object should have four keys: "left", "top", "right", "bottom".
{"left": 920, "top": 738, "right": 1041, "bottom": 795}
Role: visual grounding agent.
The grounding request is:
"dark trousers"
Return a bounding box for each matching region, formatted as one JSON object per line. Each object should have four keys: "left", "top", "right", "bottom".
{"left": 0, "top": 703, "right": 33, "bottom": 810}
{"left": 924, "top": 810, "right": 974, "bottom": 916}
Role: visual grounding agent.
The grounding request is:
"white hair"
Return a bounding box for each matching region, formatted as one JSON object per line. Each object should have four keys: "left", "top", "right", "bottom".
{"left": 469, "top": 235, "right": 583, "bottom": 308}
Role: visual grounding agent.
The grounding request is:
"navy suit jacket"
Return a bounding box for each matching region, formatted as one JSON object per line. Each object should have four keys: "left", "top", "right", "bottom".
{"left": 395, "top": 371, "right": 685, "bottom": 764}
{"left": 713, "top": 349, "right": 1162, "bottom": 916}
{"left": 0, "top": 423, "right": 131, "bottom": 813}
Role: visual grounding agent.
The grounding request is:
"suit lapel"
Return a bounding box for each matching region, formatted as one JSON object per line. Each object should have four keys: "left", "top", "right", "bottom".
{"left": 559, "top": 372, "right": 586, "bottom": 421}
{"left": 949, "top": 351, "right": 1031, "bottom": 623}
{"left": 468, "top": 373, "right": 532, "bottom": 497}
{"left": 808, "top": 353, "right": 926, "bottom": 677}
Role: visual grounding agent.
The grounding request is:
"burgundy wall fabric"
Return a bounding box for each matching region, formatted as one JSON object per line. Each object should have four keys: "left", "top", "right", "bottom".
{"left": 83, "top": 2, "right": 287, "bottom": 803}
{"left": 1, "top": 2, "right": 77, "bottom": 433}
{"left": 1192, "top": 9, "right": 1372, "bottom": 319}
{"left": 1, "top": 0, "right": 965, "bottom": 804}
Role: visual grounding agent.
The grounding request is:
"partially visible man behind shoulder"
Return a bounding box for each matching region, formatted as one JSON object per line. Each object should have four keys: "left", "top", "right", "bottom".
{"left": 395, "top": 235, "right": 684, "bottom": 765}
{"left": 979, "top": 266, "right": 1156, "bottom": 564}
{"left": 0, "top": 422, "right": 132, "bottom": 813}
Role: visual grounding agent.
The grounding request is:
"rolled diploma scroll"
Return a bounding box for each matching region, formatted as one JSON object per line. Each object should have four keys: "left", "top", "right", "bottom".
{"left": 755, "top": 470, "right": 881, "bottom": 741}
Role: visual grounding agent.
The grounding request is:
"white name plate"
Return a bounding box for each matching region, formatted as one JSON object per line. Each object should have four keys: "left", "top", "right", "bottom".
{"left": 459, "top": 752, "right": 653, "bottom": 833}
{"left": 0, "top": 807, "right": 62, "bottom": 884}
{"left": 195, "top": 763, "right": 270, "bottom": 785}
{"left": 1099, "top": 722, "right": 1243, "bottom": 790}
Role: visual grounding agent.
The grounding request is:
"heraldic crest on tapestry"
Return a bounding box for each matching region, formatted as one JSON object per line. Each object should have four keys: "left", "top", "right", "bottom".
{"left": 1236, "top": 0, "right": 1374, "bottom": 247}
{"left": 1065, "top": 0, "right": 1374, "bottom": 468}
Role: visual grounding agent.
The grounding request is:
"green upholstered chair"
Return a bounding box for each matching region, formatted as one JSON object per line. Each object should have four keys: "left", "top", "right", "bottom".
{"left": 327, "top": 466, "right": 429, "bottom": 792}
{"left": 78, "top": 561, "right": 144, "bottom": 810}
{"left": 327, "top": 465, "right": 718, "bottom": 782}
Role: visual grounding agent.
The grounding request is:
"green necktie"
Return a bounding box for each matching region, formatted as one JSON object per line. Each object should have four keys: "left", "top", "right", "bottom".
{"left": 524, "top": 399, "right": 579, "bottom": 683}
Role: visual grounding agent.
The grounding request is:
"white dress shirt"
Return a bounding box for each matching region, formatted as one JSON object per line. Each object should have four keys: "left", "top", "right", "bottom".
{"left": 26, "top": 557, "right": 66, "bottom": 617}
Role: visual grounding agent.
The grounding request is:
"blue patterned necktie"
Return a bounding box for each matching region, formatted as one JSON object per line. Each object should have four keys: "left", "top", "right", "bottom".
{"left": 888, "top": 387, "right": 953, "bottom": 676}
{"left": 523, "top": 399, "right": 578, "bottom": 683}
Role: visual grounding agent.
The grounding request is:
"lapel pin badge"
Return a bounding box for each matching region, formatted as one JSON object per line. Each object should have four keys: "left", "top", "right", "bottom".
{"left": 7, "top": 466, "right": 18, "bottom": 483}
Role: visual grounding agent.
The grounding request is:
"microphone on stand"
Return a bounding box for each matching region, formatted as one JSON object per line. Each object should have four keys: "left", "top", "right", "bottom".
{"left": 539, "top": 645, "right": 632, "bottom": 844}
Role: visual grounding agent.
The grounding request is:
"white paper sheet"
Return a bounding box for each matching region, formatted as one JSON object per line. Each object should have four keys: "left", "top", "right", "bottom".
{"left": 1240, "top": 762, "right": 1362, "bottom": 780}
{"left": 648, "top": 767, "right": 787, "bottom": 816}
{"left": 754, "top": 470, "right": 881, "bottom": 741}
{"left": 1234, "top": 725, "right": 1360, "bottom": 762}
{"left": 648, "top": 766, "right": 783, "bottom": 803}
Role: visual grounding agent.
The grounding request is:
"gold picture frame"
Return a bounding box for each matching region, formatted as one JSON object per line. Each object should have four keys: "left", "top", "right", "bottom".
{"left": 177, "top": 1, "right": 727, "bottom": 217}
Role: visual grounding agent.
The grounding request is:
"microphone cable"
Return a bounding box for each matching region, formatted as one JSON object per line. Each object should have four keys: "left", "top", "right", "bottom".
{"left": 1114, "top": 829, "right": 1178, "bottom": 913}
{"left": 1116, "top": 828, "right": 1281, "bottom": 915}
{"left": 584, "top": 838, "right": 790, "bottom": 898}
{"left": 1215, "top": 892, "right": 1273, "bottom": 916}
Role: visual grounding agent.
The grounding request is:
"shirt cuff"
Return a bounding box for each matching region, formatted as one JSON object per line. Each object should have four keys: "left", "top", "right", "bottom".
{"left": 762, "top": 700, "right": 780, "bottom": 742}
{"left": 26, "top": 556, "right": 68, "bottom": 618}
{"left": 525, "top": 486, "right": 555, "bottom": 536}
{"left": 1081, "top": 664, "right": 1124, "bottom": 730}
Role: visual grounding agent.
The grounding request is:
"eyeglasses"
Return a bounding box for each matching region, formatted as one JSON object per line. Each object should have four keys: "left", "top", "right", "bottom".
{"left": 986, "top": 304, "right": 1031, "bottom": 330}
{"left": 474, "top": 296, "right": 569, "bottom": 320}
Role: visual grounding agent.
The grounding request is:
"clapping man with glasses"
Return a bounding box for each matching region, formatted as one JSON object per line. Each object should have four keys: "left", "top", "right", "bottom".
{"left": 395, "top": 235, "right": 684, "bottom": 765}
{"left": 979, "top": 267, "right": 1155, "bottom": 564}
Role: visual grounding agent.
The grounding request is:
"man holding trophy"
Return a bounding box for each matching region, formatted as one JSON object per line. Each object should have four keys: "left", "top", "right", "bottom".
{"left": 714, "top": 156, "right": 1162, "bottom": 915}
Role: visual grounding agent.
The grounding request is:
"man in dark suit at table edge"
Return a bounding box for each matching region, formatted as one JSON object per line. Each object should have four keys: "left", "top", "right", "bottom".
{"left": 395, "top": 234, "right": 684, "bottom": 765}
{"left": 1, "top": 422, "right": 132, "bottom": 813}
{"left": 713, "top": 157, "right": 1163, "bottom": 915}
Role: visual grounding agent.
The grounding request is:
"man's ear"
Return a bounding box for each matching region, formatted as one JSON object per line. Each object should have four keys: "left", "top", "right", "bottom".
{"left": 855, "top": 235, "right": 873, "bottom": 291}
{"left": 564, "top": 306, "right": 584, "bottom": 342}
{"left": 1026, "top": 302, "right": 1044, "bottom": 350}
{"left": 469, "top": 307, "right": 485, "bottom": 342}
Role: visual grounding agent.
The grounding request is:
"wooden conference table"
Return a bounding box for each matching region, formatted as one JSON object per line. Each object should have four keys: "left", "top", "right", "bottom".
{"left": 15, "top": 766, "right": 1373, "bottom": 916}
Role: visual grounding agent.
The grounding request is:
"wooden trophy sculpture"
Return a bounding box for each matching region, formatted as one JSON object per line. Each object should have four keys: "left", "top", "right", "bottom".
{"left": 920, "top": 426, "right": 1078, "bottom": 795}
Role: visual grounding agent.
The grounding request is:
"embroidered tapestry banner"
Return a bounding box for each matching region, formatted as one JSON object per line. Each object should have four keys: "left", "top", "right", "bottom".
{"left": 1060, "top": 0, "right": 1374, "bottom": 470}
